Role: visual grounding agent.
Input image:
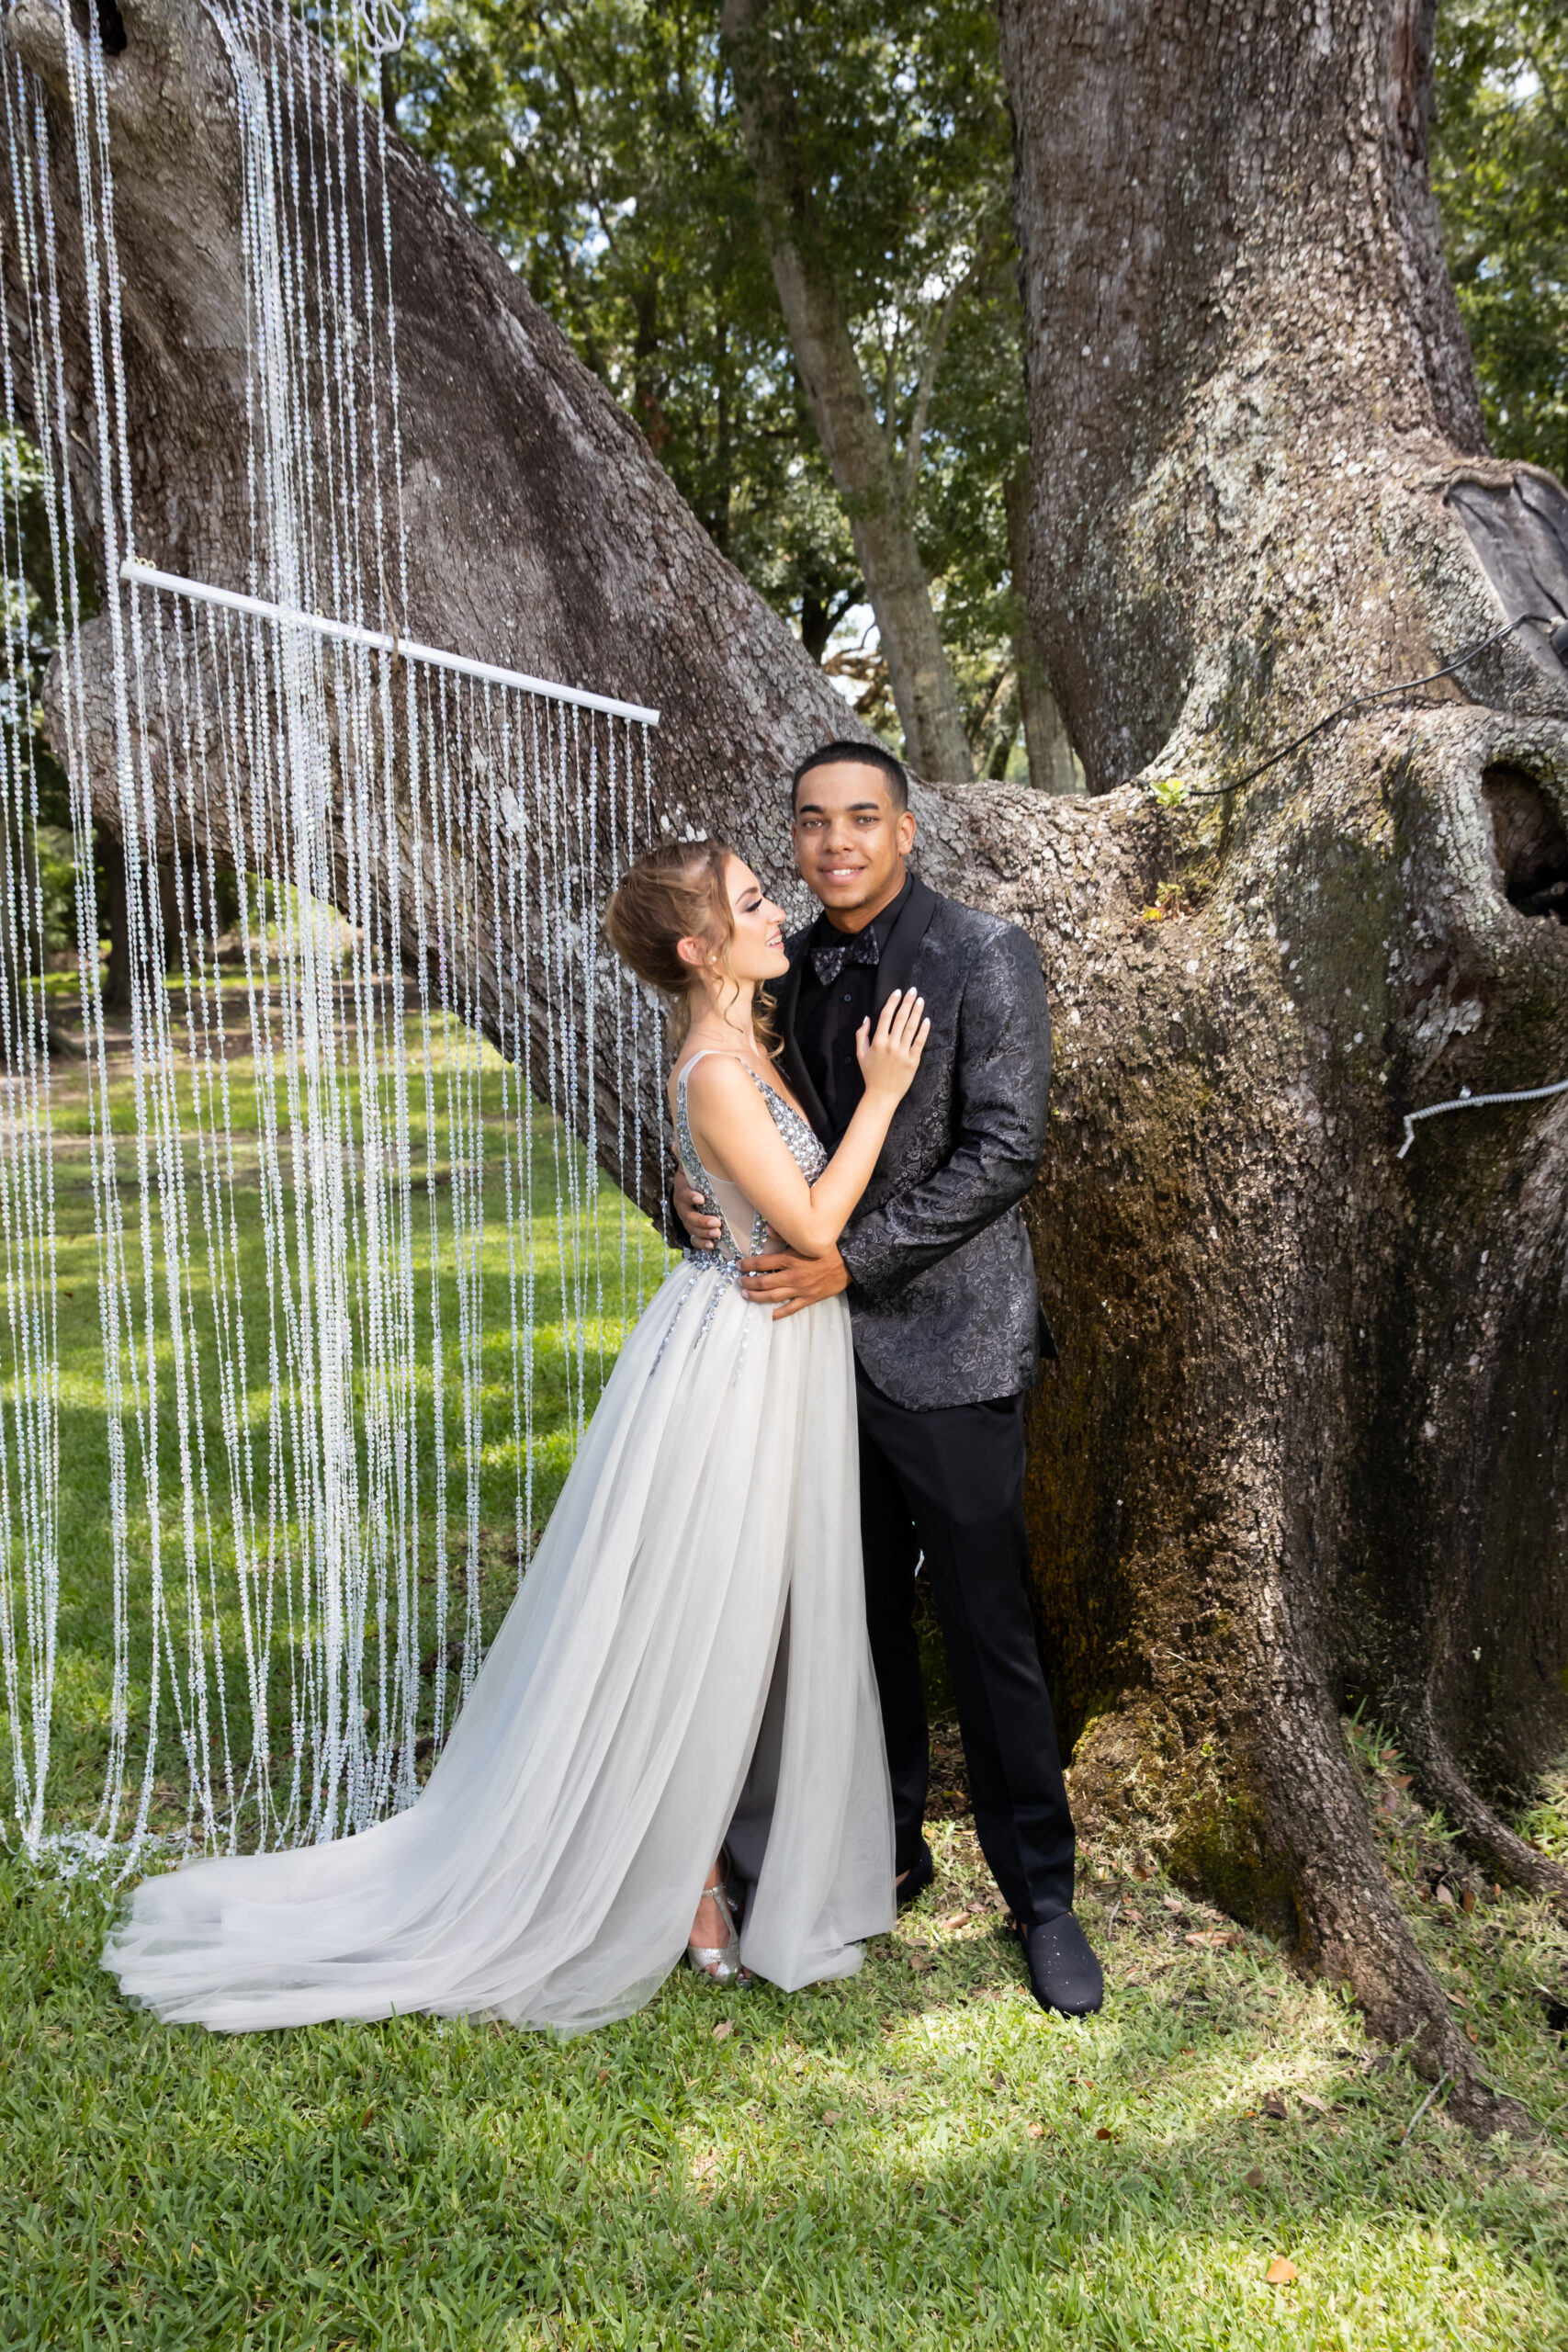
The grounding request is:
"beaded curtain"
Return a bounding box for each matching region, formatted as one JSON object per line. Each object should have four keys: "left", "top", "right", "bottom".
{"left": 0, "top": 0, "right": 666, "bottom": 1870}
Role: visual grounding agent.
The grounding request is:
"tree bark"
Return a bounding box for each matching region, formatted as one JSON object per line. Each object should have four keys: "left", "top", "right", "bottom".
{"left": 96, "top": 823, "right": 182, "bottom": 1007}
{"left": 5, "top": 0, "right": 1565, "bottom": 2128}
{"left": 96, "top": 821, "right": 131, "bottom": 1011}
{"left": 718, "top": 0, "right": 974, "bottom": 781}
{"left": 996, "top": 0, "right": 1568, "bottom": 2127}
{"left": 1004, "top": 464, "right": 1079, "bottom": 794}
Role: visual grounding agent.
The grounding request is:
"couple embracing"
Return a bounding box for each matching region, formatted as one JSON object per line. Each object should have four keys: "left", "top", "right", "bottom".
{"left": 104, "top": 741, "right": 1102, "bottom": 2033}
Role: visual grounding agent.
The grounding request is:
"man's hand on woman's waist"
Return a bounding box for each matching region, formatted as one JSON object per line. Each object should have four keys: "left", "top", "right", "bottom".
{"left": 739, "top": 1247, "right": 850, "bottom": 1320}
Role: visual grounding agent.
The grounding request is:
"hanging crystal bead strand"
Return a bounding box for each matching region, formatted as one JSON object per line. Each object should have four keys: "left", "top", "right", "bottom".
{"left": 0, "top": 176, "right": 60, "bottom": 1860}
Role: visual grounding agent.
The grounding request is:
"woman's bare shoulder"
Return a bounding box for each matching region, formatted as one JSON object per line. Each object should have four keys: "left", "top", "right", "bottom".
{"left": 678, "top": 1051, "right": 761, "bottom": 1110}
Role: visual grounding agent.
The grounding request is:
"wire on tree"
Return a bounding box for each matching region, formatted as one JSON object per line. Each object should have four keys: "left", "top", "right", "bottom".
{"left": 1162, "top": 611, "right": 1568, "bottom": 804}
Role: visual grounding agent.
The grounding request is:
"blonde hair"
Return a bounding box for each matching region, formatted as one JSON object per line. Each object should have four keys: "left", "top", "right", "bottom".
{"left": 604, "top": 837, "right": 781, "bottom": 1057}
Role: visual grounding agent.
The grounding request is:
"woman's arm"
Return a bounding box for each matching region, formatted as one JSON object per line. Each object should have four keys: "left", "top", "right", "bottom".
{"left": 684, "top": 992, "right": 928, "bottom": 1257}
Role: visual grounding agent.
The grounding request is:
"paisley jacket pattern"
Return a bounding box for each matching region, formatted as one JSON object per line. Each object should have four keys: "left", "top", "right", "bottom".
{"left": 773, "top": 876, "right": 1053, "bottom": 1411}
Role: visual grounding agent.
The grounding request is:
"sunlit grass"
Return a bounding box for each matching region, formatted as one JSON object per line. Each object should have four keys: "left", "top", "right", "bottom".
{"left": 3, "top": 1804, "right": 1566, "bottom": 2348}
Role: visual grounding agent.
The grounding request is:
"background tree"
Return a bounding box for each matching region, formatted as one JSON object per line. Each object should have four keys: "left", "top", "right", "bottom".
{"left": 396, "top": 0, "right": 1073, "bottom": 783}
{"left": 1433, "top": 0, "right": 1568, "bottom": 475}
{"left": 398, "top": 0, "right": 819, "bottom": 582}
{"left": 719, "top": 0, "right": 1003, "bottom": 777}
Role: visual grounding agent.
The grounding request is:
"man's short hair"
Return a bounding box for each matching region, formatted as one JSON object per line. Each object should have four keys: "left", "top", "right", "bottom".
{"left": 791, "top": 739, "right": 908, "bottom": 814}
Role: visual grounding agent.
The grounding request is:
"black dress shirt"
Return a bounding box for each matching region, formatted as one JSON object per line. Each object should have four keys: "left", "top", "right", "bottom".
{"left": 792, "top": 875, "right": 914, "bottom": 1147}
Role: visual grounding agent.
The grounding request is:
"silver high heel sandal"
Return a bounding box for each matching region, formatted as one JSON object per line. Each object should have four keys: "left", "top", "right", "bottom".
{"left": 687, "top": 1872, "right": 751, "bottom": 1987}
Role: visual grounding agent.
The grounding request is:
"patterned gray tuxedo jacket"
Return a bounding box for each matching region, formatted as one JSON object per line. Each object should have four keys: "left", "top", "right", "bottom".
{"left": 773, "top": 876, "right": 1053, "bottom": 1411}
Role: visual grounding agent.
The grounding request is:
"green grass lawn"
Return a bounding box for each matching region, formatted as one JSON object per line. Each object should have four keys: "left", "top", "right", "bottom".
{"left": 4, "top": 1783, "right": 1567, "bottom": 2350}
{"left": 3, "top": 990, "right": 1567, "bottom": 2346}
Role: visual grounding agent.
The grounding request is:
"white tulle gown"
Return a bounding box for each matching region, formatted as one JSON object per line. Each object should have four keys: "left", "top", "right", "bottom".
{"left": 102, "top": 1053, "right": 895, "bottom": 2034}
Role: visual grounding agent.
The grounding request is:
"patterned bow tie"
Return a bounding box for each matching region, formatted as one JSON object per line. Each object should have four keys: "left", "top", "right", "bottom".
{"left": 811, "top": 927, "right": 882, "bottom": 988}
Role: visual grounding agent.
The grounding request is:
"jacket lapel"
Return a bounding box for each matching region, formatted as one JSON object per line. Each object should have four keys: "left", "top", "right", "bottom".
{"left": 874, "top": 875, "right": 940, "bottom": 1013}
{"left": 772, "top": 942, "right": 832, "bottom": 1143}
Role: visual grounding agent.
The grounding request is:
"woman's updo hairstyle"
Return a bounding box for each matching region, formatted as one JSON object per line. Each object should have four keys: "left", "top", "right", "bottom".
{"left": 604, "top": 836, "right": 741, "bottom": 1052}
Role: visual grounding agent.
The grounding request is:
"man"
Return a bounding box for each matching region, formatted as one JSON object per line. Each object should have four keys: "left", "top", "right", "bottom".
{"left": 673, "top": 739, "right": 1102, "bottom": 2018}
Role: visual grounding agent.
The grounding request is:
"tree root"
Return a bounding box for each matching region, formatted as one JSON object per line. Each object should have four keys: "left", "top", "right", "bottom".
{"left": 1396, "top": 1699, "right": 1568, "bottom": 1915}
{"left": 1266, "top": 1682, "right": 1535, "bottom": 2138}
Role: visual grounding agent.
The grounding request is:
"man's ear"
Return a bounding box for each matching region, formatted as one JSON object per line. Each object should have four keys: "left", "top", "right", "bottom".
{"left": 897, "top": 808, "right": 917, "bottom": 856}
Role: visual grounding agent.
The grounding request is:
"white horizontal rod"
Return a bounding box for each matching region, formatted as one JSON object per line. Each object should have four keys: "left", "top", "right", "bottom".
{"left": 120, "top": 559, "right": 660, "bottom": 727}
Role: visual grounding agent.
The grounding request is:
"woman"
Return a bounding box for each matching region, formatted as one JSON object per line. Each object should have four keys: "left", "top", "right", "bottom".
{"left": 103, "top": 839, "right": 929, "bottom": 2033}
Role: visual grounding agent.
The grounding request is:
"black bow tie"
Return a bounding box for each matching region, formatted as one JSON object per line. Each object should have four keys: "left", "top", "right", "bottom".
{"left": 810, "top": 927, "right": 883, "bottom": 988}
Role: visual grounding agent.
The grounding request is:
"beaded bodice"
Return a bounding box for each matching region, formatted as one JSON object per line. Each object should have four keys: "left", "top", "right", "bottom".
{"left": 674, "top": 1052, "right": 827, "bottom": 1262}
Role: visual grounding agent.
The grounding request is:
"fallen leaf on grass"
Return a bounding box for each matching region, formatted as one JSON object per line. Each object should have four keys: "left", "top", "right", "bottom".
{"left": 1445, "top": 1991, "right": 1467, "bottom": 2007}
{"left": 711, "top": 2021, "right": 733, "bottom": 2043}
{"left": 1242, "top": 2167, "right": 1266, "bottom": 2189}
{"left": 1095, "top": 2125, "right": 1116, "bottom": 2141}
{"left": 1161, "top": 1895, "right": 1185, "bottom": 1914}
{"left": 1265, "top": 2258, "right": 1299, "bottom": 2287}
{"left": 1465, "top": 2023, "right": 1480, "bottom": 2045}
{"left": 597, "top": 2068, "right": 610, "bottom": 2081}
{"left": 1262, "top": 2095, "right": 1288, "bottom": 2120}
{"left": 821, "top": 2110, "right": 842, "bottom": 2128}
{"left": 938, "top": 1910, "right": 973, "bottom": 1931}
{"left": 1297, "top": 2092, "right": 1329, "bottom": 2114}
{"left": 908, "top": 1953, "right": 933, "bottom": 1974}
{"left": 1461, "top": 1887, "right": 1476, "bottom": 1914}
{"left": 1026, "top": 2122, "right": 1045, "bottom": 2140}
{"left": 1435, "top": 1883, "right": 1456, "bottom": 1909}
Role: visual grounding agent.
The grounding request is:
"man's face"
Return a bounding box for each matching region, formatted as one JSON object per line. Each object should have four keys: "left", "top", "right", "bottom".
{"left": 791, "top": 762, "right": 918, "bottom": 921}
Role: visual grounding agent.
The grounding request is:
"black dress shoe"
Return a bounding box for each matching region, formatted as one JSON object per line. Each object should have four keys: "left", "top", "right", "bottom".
{"left": 1022, "top": 1912, "right": 1104, "bottom": 2016}
{"left": 896, "top": 1839, "right": 934, "bottom": 1911}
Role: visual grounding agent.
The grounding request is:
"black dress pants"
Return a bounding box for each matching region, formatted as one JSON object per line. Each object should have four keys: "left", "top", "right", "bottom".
{"left": 855, "top": 1363, "right": 1076, "bottom": 1927}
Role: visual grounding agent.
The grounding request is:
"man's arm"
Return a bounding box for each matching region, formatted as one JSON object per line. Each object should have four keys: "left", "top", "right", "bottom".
{"left": 837, "top": 925, "right": 1050, "bottom": 1302}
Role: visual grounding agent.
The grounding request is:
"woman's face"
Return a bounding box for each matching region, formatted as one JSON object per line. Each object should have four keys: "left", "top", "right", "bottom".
{"left": 716, "top": 856, "right": 789, "bottom": 985}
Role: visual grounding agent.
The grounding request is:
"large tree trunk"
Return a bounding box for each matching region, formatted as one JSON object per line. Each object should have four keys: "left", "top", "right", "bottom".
{"left": 996, "top": 0, "right": 1568, "bottom": 2126}
{"left": 719, "top": 0, "right": 975, "bottom": 781}
{"left": 4, "top": 0, "right": 1564, "bottom": 2127}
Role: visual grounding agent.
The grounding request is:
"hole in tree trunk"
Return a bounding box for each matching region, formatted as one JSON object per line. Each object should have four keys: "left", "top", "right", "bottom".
{"left": 1483, "top": 765, "right": 1568, "bottom": 922}
{"left": 68, "top": 0, "right": 127, "bottom": 54}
